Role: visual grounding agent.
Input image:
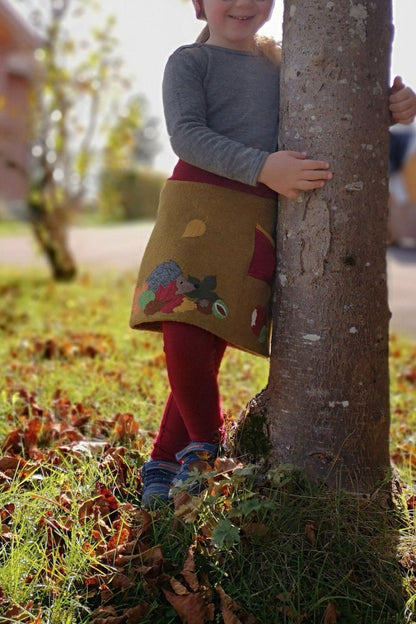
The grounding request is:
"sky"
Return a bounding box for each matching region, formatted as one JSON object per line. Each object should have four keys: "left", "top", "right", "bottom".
{"left": 14, "top": 0, "right": 416, "bottom": 174}
{"left": 114, "top": 0, "right": 416, "bottom": 174}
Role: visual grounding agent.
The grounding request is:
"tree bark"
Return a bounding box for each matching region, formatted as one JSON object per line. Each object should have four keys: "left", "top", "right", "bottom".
{"left": 236, "top": 0, "right": 393, "bottom": 493}
{"left": 5, "top": 160, "right": 77, "bottom": 281}
{"left": 29, "top": 202, "right": 77, "bottom": 282}
{"left": 28, "top": 170, "right": 77, "bottom": 282}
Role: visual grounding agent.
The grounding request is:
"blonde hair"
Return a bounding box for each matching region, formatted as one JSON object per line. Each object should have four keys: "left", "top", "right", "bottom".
{"left": 196, "top": 27, "right": 281, "bottom": 67}
{"left": 196, "top": 25, "right": 210, "bottom": 44}
{"left": 254, "top": 34, "right": 282, "bottom": 66}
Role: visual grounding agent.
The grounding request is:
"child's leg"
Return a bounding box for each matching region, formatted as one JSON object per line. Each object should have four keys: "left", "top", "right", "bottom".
{"left": 142, "top": 322, "right": 226, "bottom": 506}
{"left": 163, "top": 321, "right": 227, "bottom": 442}
{"left": 150, "top": 392, "right": 190, "bottom": 463}
{"left": 151, "top": 321, "right": 227, "bottom": 462}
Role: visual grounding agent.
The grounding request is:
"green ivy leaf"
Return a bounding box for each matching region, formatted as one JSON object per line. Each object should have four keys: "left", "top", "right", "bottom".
{"left": 211, "top": 519, "right": 240, "bottom": 549}
{"left": 235, "top": 497, "right": 274, "bottom": 518}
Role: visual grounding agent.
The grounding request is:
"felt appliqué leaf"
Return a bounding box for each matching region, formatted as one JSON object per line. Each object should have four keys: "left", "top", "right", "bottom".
{"left": 182, "top": 219, "right": 207, "bottom": 238}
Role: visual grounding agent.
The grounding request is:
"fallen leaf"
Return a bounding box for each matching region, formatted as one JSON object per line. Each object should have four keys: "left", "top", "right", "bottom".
{"left": 213, "top": 456, "right": 243, "bottom": 474}
{"left": 277, "top": 605, "right": 306, "bottom": 621}
{"left": 163, "top": 589, "right": 215, "bottom": 624}
{"left": 89, "top": 616, "right": 124, "bottom": 624}
{"left": 139, "top": 544, "right": 164, "bottom": 565}
{"left": 217, "top": 586, "right": 258, "bottom": 624}
{"left": 241, "top": 522, "right": 269, "bottom": 539}
{"left": 108, "top": 572, "right": 134, "bottom": 592}
{"left": 90, "top": 605, "right": 118, "bottom": 620}
{"left": 407, "top": 494, "right": 416, "bottom": 510}
{"left": 305, "top": 522, "right": 318, "bottom": 546}
{"left": 125, "top": 602, "right": 149, "bottom": 623}
{"left": 174, "top": 492, "right": 203, "bottom": 523}
{"left": 1, "top": 524, "right": 14, "bottom": 541}
{"left": 181, "top": 544, "right": 200, "bottom": 592}
{"left": 170, "top": 577, "right": 189, "bottom": 595}
{"left": 324, "top": 601, "right": 339, "bottom": 624}
{"left": 0, "top": 456, "right": 26, "bottom": 472}
{"left": 113, "top": 413, "right": 139, "bottom": 443}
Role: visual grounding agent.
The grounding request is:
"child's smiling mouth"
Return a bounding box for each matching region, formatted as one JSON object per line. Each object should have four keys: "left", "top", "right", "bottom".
{"left": 229, "top": 15, "right": 253, "bottom": 21}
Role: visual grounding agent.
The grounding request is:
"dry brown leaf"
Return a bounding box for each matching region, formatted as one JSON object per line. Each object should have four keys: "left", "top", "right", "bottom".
{"left": 140, "top": 544, "right": 164, "bottom": 565}
{"left": 213, "top": 456, "right": 243, "bottom": 474}
{"left": 114, "top": 552, "right": 144, "bottom": 567}
{"left": 1, "top": 524, "right": 14, "bottom": 541}
{"left": 324, "top": 601, "right": 340, "bottom": 624}
{"left": 98, "top": 540, "right": 137, "bottom": 563}
{"left": 241, "top": 522, "right": 269, "bottom": 539}
{"left": 199, "top": 572, "right": 213, "bottom": 605}
{"left": 90, "top": 606, "right": 118, "bottom": 619}
{"left": 170, "top": 577, "right": 189, "bottom": 595}
{"left": 108, "top": 572, "right": 134, "bottom": 592}
{"left": 136, "top": 507, "right": 153, "bottom": 531}
{"left": 89, "top": 616, "right": 125, "bottom": 624}
{"left": 217, "top": 586, "right": 258, "bottom": 624}
{"left": 0, "top": 471, "right": 12, "bottom": 488}
{"left": 277, "top": 605, "right": 306, "bottom": 620}
{"left": 163, "top": 589, "right": 215, "bottom": 624}
{"left": 113, "top": 413, "right": 139, "bottom": 443}
{"left": 181, "top": 544, "right": 200, "bottom": 592}
{"left": 305, "top": 522, "right": 318, "bottom": 546}
{"left": 407, "top": 494, "right": 416, "bottom": 510}
{"left": 4, "top": 599, "right": 35, "bottom": 620}
{"left": 2, "top": 429, "right": 28, "bottom": 455}
{"left": 124, "top": 602, "right": 149, "bottom": 623}
{"left": 0, "top": 456, "right": 26, "bottom": 472}
{"left": 106, "top": 525, "right": 133, "bottom": 553}
{"left": 174, "top": 492, "right": 203, "bottom": 523}
{"left": 99, "top": 584, "right": 114, "bottom": 605}
{"left": 70, "top": 440, "right": 109, "bottom": 455}
{"left": 217, "top": 586, "right": 243, "bottom": 624}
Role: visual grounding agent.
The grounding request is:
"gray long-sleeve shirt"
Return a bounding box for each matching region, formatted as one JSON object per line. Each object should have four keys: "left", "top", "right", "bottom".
{"left": 163, "top": 43, "right": 280, "bottom": 187}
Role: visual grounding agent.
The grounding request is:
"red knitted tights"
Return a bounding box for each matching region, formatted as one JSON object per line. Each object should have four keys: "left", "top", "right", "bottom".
{"left": 150, "top": 322, "right": 227, "bottom": 463}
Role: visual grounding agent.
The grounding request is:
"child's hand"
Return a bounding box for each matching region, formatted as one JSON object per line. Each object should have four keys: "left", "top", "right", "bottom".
{"left": 389, "top": 76, "right": 416, "bottom": 125}
{"left": 258, "top": 151, "right": 332, "bottom": 200}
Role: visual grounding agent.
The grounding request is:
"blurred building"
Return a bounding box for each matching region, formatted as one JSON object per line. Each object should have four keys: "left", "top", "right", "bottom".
{"left": 0, "top": 0, "right": 40, "bottom": 217}
{"left": 389, "top": 126, "right": 416, "bottom": 246}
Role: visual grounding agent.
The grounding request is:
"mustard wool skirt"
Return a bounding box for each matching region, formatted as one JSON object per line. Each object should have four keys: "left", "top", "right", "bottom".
{"left": 129, "top": 180, "right": 277, "bottom": 357}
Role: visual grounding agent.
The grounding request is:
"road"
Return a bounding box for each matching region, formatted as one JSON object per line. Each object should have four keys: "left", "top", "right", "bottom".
{"left": 0, "top": 222, "right": 415, "bottom": 339}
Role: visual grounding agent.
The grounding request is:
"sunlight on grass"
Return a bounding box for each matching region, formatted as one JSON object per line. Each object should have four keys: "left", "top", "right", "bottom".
{"left": 0, "top": 268, "right": 416, "bottom": 623}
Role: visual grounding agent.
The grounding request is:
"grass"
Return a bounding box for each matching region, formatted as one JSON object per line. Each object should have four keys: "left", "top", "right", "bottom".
{"left": 1, "top": 266, "right": 416, "bottom": 623}
{"left": 0, "top": 220, "right": 29, "bottom": 237}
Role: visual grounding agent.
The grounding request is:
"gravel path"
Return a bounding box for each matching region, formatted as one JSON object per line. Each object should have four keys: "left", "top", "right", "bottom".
{"left": 1, "top": 222, "right": 415, "bottom": 338}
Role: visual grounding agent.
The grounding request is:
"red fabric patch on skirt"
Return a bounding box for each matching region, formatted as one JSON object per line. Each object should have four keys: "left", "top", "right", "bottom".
{"left": 248, "top": 227, "right": 276, "bottom": 285}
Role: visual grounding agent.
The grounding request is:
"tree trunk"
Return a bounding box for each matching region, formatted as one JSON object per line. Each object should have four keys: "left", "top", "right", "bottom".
{"left": 6, "top": 160, "right": 77, "bottom": 281}
{"left": 29, "top": 198, "right": 77, "bottom": 282}
{"left": 236, "top": 0, "right": 393, "bottom": 493}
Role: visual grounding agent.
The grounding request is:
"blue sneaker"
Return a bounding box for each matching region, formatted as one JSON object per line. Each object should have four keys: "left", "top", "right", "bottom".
{"left": 140, "top": 459, "right": 180, "bottom": 508}
{"left": 170, "top": 441, "right": 219, "bottom": 497}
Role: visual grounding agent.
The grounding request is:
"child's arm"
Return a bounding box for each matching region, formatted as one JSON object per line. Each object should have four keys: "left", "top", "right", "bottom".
{"left": 164, "top": 47, "right": 332, "bottom": 198}
{"left": 258, "top": 151, "right": 332, "bottom": 200}
{"left": 163, "top": 48, "right": 270, "bottom": 187}
{"left": 389, "top": 76, "right": 416, "bottom": 125}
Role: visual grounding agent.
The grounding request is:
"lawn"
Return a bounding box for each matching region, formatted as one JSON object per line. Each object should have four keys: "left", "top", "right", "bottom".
{"left": 1, "top": 267, "right": 416, "bottom": 623}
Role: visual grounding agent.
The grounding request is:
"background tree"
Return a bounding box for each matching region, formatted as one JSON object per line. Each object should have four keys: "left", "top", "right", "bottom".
{"left": 98, "top": 94, "right": 164, "bottom": 223}
{"left": 16, "top": 0, "right": 138, "bottom": 280}
{"left": 236, "top": 0, "right": 393, "bottom": 494}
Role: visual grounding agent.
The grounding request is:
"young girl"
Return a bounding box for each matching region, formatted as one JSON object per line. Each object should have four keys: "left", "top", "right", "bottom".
{"left": 130, "top": 0, "right": 416, "bottom": 507}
